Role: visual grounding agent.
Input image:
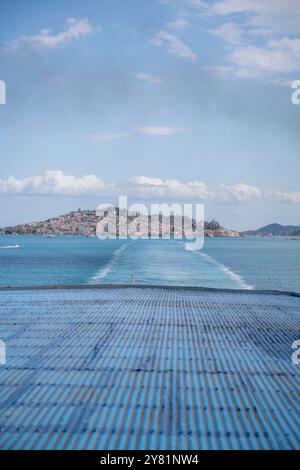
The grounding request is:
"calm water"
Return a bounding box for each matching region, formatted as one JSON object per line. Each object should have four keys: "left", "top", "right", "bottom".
{"left": 0, "top": 235, "right": 299, "bottom": 292}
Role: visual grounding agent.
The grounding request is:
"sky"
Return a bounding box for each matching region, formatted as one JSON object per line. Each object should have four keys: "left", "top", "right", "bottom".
{"left": 0, "top": 0, "right": 300, "bottom": 230}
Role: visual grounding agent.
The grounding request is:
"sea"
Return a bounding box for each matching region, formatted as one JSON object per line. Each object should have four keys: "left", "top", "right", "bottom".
{"left": 0, "top": 235, "right": 299, "bottom": 292}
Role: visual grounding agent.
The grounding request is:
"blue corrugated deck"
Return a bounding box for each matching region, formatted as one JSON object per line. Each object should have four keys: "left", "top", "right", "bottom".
{"left": 0, "top": 286, "right": 299, "bottom": 450}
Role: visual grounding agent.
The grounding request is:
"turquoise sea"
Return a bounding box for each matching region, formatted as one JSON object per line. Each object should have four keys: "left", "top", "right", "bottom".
{"left": 0, "top": 235, "right": 299, "bottom": 292}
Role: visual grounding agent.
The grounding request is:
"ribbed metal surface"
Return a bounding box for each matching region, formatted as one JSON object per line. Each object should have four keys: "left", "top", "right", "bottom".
{"left": 0, "top": 286, "right": 299, "bottom": 450}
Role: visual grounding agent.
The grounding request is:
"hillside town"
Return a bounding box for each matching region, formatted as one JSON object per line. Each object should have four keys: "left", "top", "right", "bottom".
{"left": 0, "top": 208, "right": 241, "bottom": 238}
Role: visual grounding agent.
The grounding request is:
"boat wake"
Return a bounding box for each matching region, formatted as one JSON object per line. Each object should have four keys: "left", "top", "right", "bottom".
{"left": 89, "top": 243, "right": 129, "bottom": 283}
{"left": 0, "top": 245, "right": 20, "bottom": 249}
{"left": 189, "top": 249, "right": 255, "bottom": 290}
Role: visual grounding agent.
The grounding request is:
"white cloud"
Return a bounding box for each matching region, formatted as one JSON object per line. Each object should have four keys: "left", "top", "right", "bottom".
{"left": 6, "top": 18, "right": 99, "bottom": 51}
{"left": 269, "top": 78, "right": 294, "bottom": 88}
{"left": 175, "top": 0, "right": 300, "bottom": 78}
{"left": 210, "top": 22, "right": 243, "bottom": 45}
{"left": 202, "top": 64, "right": 234, "bottom": 77}
{"left": 166, "top": 18, "right": 189, "bottom": 29}
{"left": 135, "top": 126, "right": 182, "bottom": 136}
{"left": 185, "top": 0, "right": 209, "bottom": 11}
{"left": 161, "top": 1, "right": 300, "bottom": 80}
{"left": 122, "top": 176, "right": 214, "bottom": 200}
{"left": 164, "top": 0, "right": 208, "bottom": 9}
{"left": 211, "top": 0, "right": 267, "bottom": 16}
{"left": 91, "top": 133, "right": 131, "bottom": 142}
{"left": 170, "top": 0, "right": 300, "bottom": 36}
{"left": 134, "top": 73, "right": 162, "bottom": 84}
{"left": 91, "top": 127, "right": 181, "bottom": 140}
{"left": 1, "top": 171, "right": 299, "bottom": 204}
{"left": 268, "top": 37, "right": 300, "bottom": 57}
{"left": 231, "top": 40, "right": 300, "bottom": 76}
{"left": 267, "top": 190, "right": 300, "bottom": 204}
{"left": 126, "top": 179, "right": 298, "bottom": 204}
{"left": 150, "top": 30, "right": 198, "bottom": 62}
{"left": 0, "top": 171, "right": 104, "bottom": 195}
{"left": 214, "top": 182, "right": 262, "bottom": 203}
{"left": 211, "top": 0, "right": 300, "bottom": 36}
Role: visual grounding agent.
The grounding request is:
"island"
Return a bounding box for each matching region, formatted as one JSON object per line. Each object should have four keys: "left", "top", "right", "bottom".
{"left": 0, "top": 209, "right": 241, "bottom": 238}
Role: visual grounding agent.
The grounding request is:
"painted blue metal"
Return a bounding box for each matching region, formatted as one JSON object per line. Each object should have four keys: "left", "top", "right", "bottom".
{"left": 0, "top": 286, "right": 299, "bottom": 450}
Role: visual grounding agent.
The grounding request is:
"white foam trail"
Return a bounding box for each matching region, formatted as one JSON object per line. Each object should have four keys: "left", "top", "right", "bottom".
{"left": 0, "top": 245, "right": 20, "bottom": 249}
{"left": 89, "top": 243, "right": 129, "bottom": 283}
{"left": 194, "top": 251, "right": 255, "bottom": 290}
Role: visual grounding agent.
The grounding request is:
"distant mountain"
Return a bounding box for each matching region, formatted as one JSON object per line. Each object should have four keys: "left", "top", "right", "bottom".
{"left": 243, "top": 223, "right": 300, "bottom": 236}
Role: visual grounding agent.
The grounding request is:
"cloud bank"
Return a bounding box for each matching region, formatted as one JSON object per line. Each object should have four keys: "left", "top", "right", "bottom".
{"left": 0, "top": 171, "right": 299, "bottom": 204}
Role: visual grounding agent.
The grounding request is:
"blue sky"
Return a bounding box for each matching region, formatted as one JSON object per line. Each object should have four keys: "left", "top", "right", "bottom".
{"left": 0, "top": 0, "right": 300, "bottom": 230}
